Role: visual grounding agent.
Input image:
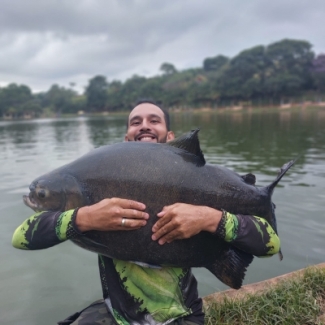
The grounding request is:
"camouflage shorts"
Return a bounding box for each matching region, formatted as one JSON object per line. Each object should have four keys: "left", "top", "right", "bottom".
{"left": 58, "top": 299, "right": 200, "bottom": 325}
{"left": 57, "top": 299, "right": 115, "bottom": 325}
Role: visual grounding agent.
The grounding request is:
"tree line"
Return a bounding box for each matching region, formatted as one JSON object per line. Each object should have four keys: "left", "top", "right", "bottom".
{"left": 1, "top": 38, "right": 325, "bottom": 118}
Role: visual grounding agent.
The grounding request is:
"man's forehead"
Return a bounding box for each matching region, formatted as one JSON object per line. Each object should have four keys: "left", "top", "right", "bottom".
{"left": 129, "top": 104, "right": 164, "bottom": 120}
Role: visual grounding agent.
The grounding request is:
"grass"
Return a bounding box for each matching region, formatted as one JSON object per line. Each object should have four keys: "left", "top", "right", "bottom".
{"left": 204, "top": 267, "right": 325, "bottom": 325}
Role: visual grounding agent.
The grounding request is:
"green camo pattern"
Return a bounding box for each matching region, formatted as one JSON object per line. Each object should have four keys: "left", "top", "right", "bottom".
{"left": 113, "top": 259, "right": 191, "bottom": 323}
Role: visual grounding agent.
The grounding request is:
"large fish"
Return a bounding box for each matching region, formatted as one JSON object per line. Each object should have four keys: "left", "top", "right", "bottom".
{"left": 23, "top": 130, "right": 294, "bottom": 289}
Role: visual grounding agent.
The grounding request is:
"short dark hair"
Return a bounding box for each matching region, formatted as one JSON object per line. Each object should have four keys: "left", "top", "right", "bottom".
{"left": 127, "top": 99, "right": 171, "bottom": 131}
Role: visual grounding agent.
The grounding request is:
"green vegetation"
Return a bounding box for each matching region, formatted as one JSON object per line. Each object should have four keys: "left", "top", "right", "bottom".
{"left": 1, "top": 38, "right": 325, "bottom": 119}
{"left": 204, "top": 267, "right": 325, "bottom": 325}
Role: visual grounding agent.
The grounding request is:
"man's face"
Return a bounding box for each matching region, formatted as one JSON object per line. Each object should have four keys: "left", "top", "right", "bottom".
{"left": 125, "top": 103, "right": 174, "bottom": 143}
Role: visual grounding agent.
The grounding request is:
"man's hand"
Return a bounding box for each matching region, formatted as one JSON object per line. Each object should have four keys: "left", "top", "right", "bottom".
{"left": 151, "top": 203, "right": 223, "bottom": 245}
{"left": 75, "top": 198, "right": 149, "bottom": 232}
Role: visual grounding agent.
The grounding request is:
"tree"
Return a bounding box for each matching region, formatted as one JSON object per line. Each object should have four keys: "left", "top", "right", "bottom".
{"left": 106, "top": 80, "right": 123, "bottom": 111}
{"left": 266, "top": 39, "right": 314, "bottom": 72}
{"left": 0, "top": 83, "right": 39, "bottom": 118}
{"left": 311, "top": 54, "right": 325, "bottom": 92}
{"left": 217, "top": 46, "right": 268, "bottom": 99}
{"left": 203, "top": 55, "right": 229, "bottom": 72}
{"left": 42, "top": 84, "right": 79, "bottom": 114}
{"left": 160, "top": 63, "right": 177, "bottom": 75}
{"left": 265, "top": 39, "right": 315, "bottom": 96}
{"left": 119, "top": 75, "right": 147, "bottom": 109}
{"left": 85, "top": 75, "right": 109, "bottom": 111}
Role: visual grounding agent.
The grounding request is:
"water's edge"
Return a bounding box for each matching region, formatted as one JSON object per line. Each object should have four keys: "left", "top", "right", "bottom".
{"left": 203, "top": 262, "right": 325, "bottom": 303}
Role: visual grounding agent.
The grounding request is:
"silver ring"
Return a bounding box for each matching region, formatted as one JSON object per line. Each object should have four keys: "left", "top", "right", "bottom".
{"left": 121, "top": 217, "right": 126, "bottom": 227}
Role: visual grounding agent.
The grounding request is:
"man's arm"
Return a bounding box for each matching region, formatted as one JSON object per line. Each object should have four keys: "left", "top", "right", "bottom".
{"left": 12, "top": 210, "right": 77, "bottom": 250}
{"left": 151, "top": 203, "right": 280, "bottom": 257}
{"left": 12, "top": 198, "right": 149, "bottom": 250}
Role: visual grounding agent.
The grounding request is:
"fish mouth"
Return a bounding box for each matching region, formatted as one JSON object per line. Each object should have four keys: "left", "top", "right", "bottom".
{"left": 23, "top": 194, "right": 41, "bottom": 212}
{"left": 135, "top": 133, "right": 157, "bottom": 143}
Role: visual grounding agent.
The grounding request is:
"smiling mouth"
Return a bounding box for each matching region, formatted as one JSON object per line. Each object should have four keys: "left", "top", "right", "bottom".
{"left": 136, "top": 134, "right": 157, "bottom": 142}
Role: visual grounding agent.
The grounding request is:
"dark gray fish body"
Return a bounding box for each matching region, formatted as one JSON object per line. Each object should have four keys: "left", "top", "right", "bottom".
{"left": 23, "top": 130, "right": 294, "bottom": 289}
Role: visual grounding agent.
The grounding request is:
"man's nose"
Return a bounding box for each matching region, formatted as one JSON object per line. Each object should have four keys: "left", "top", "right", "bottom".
{"left": 140, "top": 120, "right": 151, "bottom": 130}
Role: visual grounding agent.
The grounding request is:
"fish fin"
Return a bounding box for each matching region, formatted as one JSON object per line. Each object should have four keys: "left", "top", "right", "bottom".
{"left": 205, "top": 246, "right": 254, "bottom": 289}
{"left": 262, "top": 158, "right": 297, "bottom": 261}
{"left": 267, "top": 158, "right": 298, "bottom": 194}
{"left": 241, "top": 173, "right": 256, "bottom": 185}
{"left": 167, "top": 129, "right": 205, "bottom": 166}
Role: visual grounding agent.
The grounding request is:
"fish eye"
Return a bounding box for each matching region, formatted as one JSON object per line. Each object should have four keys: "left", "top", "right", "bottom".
{"left": 37, "top": 189, "right": 47, "bottom": 199}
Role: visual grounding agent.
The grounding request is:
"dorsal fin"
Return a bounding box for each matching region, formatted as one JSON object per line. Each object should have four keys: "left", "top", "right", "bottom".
{"left": 167, "top": 129, "right": 205, "bottom": 165}
{"left": 241, "top": 173, "right": 256, "bottom": 185}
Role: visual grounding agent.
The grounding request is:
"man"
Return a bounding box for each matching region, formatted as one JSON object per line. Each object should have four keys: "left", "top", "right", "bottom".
{"left": 12, "top": 101, "right": 280, "bottom": 325}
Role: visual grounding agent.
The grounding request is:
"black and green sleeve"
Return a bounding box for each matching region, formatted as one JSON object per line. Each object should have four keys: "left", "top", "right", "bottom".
{"left": 12, "top": 209, "right": 80, "bottom": 250}
{"left": 215, "top": 212, "right": 280, "bottom": 257}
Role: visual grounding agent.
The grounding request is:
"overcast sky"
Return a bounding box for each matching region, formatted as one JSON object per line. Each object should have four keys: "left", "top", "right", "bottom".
{"left": 1, "top": 0, "right": 325, "bottom": 93}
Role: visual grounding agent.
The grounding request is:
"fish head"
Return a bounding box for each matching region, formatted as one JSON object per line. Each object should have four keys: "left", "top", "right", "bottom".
{"left": 23, "top": 173, "right": 85, "bottom": 212}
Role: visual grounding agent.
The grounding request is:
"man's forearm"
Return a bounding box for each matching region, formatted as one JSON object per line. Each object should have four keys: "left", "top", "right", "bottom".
{"left": 215, "top": 212, "right": 280, "bottom": 257}
{"left": 12, "top": 210, "right": 78, "bottom": 250}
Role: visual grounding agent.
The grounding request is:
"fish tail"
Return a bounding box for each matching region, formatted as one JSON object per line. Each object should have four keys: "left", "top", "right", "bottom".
{"left": 266, "top": 158, "right": 298, "bottom": 261}
{"left": 266, "top": 158, "right": 298, "bottom": 194}
{"left": 261, "top": 159, "right": 297, "bottom": 225}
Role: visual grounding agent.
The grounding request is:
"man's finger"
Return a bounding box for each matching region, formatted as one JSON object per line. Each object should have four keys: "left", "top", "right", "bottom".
{"left": 152, "top": 222, "right": 175, "bottom": 240}
{"left": 120, "top": 217, "right": 147, "bottom": 230}
{"left": 124, "top": 209, "right": 149, "bottom": 220}
{"left": 157, "top": 230, "right": 180, "bottom": 245}
{"left": 157, "top": 204, "right": 175, "bottom": 217}
{"left": 112, "top": 197, "right": 146, "bottom": 210}
{"left": 152, "top": 214, "right": 172, "bottom": 232}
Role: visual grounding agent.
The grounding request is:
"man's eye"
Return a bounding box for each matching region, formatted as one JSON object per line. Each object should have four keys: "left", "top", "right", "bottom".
{"left": 131, "top": 121, "right": 140, "bottom": 126}
{"left": 151, "top": 120, "right": 159, "bottom": 124}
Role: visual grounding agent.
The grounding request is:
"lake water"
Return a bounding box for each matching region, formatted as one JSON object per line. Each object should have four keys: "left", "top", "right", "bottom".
{"left": 1, "top": 107, "right": 324, "bottom": 325}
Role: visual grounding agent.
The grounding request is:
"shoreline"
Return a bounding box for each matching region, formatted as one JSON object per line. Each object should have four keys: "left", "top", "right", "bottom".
{"left": 203, "top": 262, "right": 325, "bottom": 304}
{"left": 1, "top": 103, "right": 325, "bottom": 121}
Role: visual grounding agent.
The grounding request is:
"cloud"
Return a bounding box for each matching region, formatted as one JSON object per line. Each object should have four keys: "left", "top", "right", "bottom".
{"left": 1, "top": 0, "right": 325, "bottom": 93}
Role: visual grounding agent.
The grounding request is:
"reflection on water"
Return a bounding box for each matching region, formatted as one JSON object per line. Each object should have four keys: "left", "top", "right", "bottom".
{"left": 1, "top": 108, "right": 325, "bottom": 325}
{"left": 175, "top": 108, "right": 325, "bottom": 176}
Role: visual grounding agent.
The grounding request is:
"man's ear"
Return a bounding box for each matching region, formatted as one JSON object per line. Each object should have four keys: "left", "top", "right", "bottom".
{"left": 166, "top": 131, "right": 175, "bottom": 142}
{"left": 124, "top": 134, "right": 128, "bottom": 142}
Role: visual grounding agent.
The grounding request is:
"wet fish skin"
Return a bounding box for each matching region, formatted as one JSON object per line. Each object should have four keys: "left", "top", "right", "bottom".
{"left": 23, "top": 130, "right": 294, "bottom": 289}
